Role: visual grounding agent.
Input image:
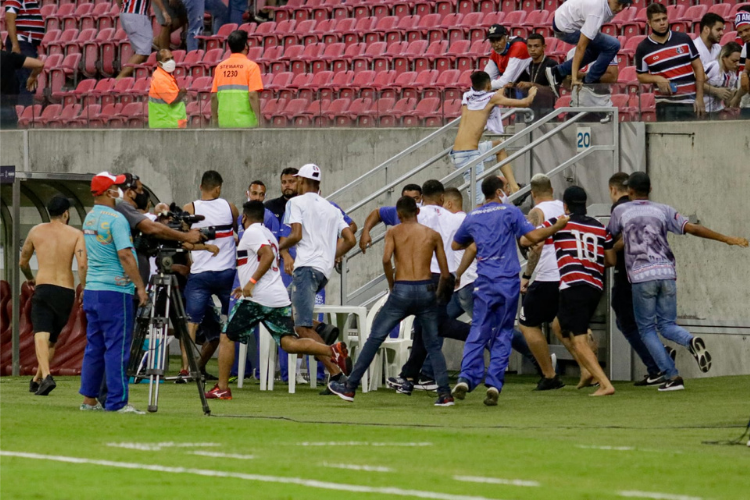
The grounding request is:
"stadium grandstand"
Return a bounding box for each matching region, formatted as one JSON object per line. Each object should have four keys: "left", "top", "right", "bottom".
{"left": 2, "top": 0, "right": 748, "bottom": 127}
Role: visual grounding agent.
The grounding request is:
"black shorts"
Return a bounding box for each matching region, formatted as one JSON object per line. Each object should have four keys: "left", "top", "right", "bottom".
{"left": 519, "top": 281, "right": 559, "bottom": 327}
{"left": 31, "top": 284, "right": 76, "bottom": 343}
{"left": 557, "top": 285, "right": 602, "bottom": 337}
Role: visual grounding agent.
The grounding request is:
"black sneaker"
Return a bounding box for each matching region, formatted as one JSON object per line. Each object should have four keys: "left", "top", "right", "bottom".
{"left": 434, "top": 394, "right": 455, "bottom": 407}
{"left": 452, "top": 380, "right": 469, "bottom": 400}
{"left": 534, "top": 375, "right": 565, "bottom": 391}
{"left": 29, "top": 378, "right": 40, "bottom": 393}
{"left": 634, "top": 373, "right": 666, "bottom": 386}
{"left": 414, "top": 378, "right": 438, "bottom": 391}
{"left": 201, "top": 370, "right": 218, "bottom": 381}
{"left": 319, "top": 387, "right": 334, "bottom": 395}
{"left": 386, "top": 376, "right": 408, "bottom": 390}
{"left": 664, "top": 344, "right": 677, "bottom": 363}
{"left": 545, "top": 66, "right": 560, "bottom": 98}
{"left": 688, "top": 337, "right": 712, "bottom": 373}
{"left": 397, "top": 380, "right": 414, "bottom": 396}
{"left": 658, "top": 376, "right": 685, "bottom": 392}
{"left": 35, "top": 375, "right": 57, "bottom": 396}
{"left": 484, "top": 387, "right": 499, "bottom": 406}
{"left": 315, "top": 322, "right": 340, "bottom": 345}
{"left": 328, "top": 380, "right": 355, "bottom": 402}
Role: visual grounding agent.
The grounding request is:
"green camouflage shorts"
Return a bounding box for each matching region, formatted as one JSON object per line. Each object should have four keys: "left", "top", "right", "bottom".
{"left": 223, "top": 300, "right": 296, "bottom": 345}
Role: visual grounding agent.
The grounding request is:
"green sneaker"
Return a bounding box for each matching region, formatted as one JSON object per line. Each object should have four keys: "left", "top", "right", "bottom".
{"left": 228, "top": 376, "right": 238, "bottom": 384}
{"left": 80, "top": 402, "right": 103, "bottom": 411}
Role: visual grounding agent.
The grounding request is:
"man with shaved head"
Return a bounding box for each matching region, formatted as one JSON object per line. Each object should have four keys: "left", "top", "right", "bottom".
{"left": 148, "top": 49, "right": 187, "bottom": 129}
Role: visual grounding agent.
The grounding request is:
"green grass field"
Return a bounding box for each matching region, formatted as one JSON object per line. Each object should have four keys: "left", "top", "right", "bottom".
{"left": 2, "top": 368, "right": 748, "bottom": 500}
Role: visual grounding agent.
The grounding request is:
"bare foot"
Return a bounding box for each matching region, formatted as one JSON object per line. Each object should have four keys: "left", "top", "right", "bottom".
{"left": 590, "top": 386, "right": 615, "bottom": 397}
{"left": 577, "top": 373, "right": 595, "bottom": 389}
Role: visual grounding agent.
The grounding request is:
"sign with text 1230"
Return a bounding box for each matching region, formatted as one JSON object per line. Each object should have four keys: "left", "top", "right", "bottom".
{"left": 576, "top": 127, "right": 591, "bottom": 152}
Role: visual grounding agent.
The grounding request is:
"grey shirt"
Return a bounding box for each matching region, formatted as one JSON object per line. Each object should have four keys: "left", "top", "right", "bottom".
{"left": 115, "top": 201, "right": 151, "bottom": 289}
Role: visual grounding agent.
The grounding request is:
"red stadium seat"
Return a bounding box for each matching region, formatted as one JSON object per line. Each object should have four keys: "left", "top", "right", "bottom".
{"left": 358, "top": 96, "right": 393, "bottom": 126}
{"left": 272, "top": 98, "right": 307, "bottom": 126}
{"left": 433, "top": 39, "right": 469, "bottom": 72}
{"left": 413, "top": 40, "right": 446, "bottom": 71}
{"left": 332, "top": 0, "right": 364, "bottom": 20}
{"left": 80, "top": 2, "right": 110, "bottom": 31}
{"left": 293, "top": 0, "right": 324, "bottom": 21}
{"left": 62, "top": 3, "right": 93, "bottom": 31}
{"left": 47, "top": 28, "right": 79, "bottom": 56}
{"left": 311, "top": 18, "right": 337, "bottom": 42}
{"left": 334, "top": 96, "right": 371, "bottom": 126}
{"left": 504, "top": 11, "right": 528, "bottom": 38}
{"left": 602, "top": 7, "right": 636, "bottom": 36}
{"left": 382, "top": 70, "right": 417, "bottom": 99}
{"left": 393, "top": 39, "right": 427, "bottom": 73}
{"left": 317, "top": 97, "right": 350, "bottom": 126}
{"left": 261, "top": 97, "right": 287, "bottom": 121}
{"left": 299, "top": 71, "right": 334, "bottom": 100}
{"left": 360, "top": 69, "right": 396, "bottom": 99}
{"left": 617, "top": 66, "right": 639, "bottom": 94}
{"left": 337, "top": 69, "right": 371, "bottom": 99}
{"left": 121, "top": 77, "right": 152, "bottom": 105}
{"left": 311, "top": 0, "right": 342, "bottom": 21}
{"left": 192, "top": 48, "right": 224, "bottom": 77}
{"left": 370, "top": 16, "right": 399, "bottom": 43}
{"left": 385, "top": 15, "right": 420, "bottom": 43}
{"left": 372, "top": 40, "right": 408, "bottom": 72}
{"left": 352, "top": 41, "right": 387, "bottom": 71}
{"left": 112, "top": 102, "right": 148, "bottom": 128}
{"left": 719, "top": 31, "right": 737, "bottom": 46}
{"left": 402, "top": 97, "right": 441, "bottom": 126}
{"left": 267, "top": 20, "right": 297, "bottom": 47}
{"left": 39, "top": 29, "right": 62, "bottom": 56}
{"left": 85, "top": 77, "right": 115, "bottom": 105}
{"left": 196, "top": 23, "right": 238, "bottom": 52}
{"left": 433, "top": 13, "right": 463, "bottom": 43}
{"left": 620, "top": 35, "right": 645, "bottom": 66}
{"left": 46, "top": 3, "right": 75, "bottom": 32}
{"left": 456, "top": 39, "right": 488, "bottom": 73}
{"left": 402, "top": 69, "right": 438, "bottom": 98}
{"left": 63, "top": 28, "right": 96, "bottom": 58}
{"left": 248, "top": 21, "right": 276, "bottom": 47}
{"left": 123, "top": 52, "right": 157, "bottom": 81}
{"left": 81, "top": 28, "right": 113, "bottom": 78}
{"left": 66, "top": 104, "right": 100, "bottom": 127}
{"left": 424, "top": 69, "right": 460, "bottom": 98}
{"left": 37, "top": 104, "right": 63, "bottom": 127}
{"left": 96, "top": 3, "right": 120, "bottom": 31}
{"left": 405, "top": 13, "right": 442, "bottom": 43}
{"left": 296, "top": 43, "right": 325, "bottom": 73}
{"left": 380, "top": 96, "right": 417, "bottom": 126}
{"left": 311, "top": 43, "right": 345, "bottom": 72}
{"left": 48, "top": 103, "right": 82, "bottom": 128}
{"left": 61, "top": 78, "right": 96, "bottom": 106}
{"left": 285, "top": 19, "right": 317, "bottom": 46}
{"left": 17, "top": 105, "right": 44, "bottom": 128}
{"left": 103, "top": 77, "right": 134, "bottom": 106}
{"left": 517, "top": 10, "right": 549, "bottom": 39}
{"left": 445, "top": 69, "right": 471, "bottom": 100}
{"left": 272, "top": 45, "right": 302, "bottom": 73}
{"left": 321, "top": 70, "right": 355, "bottom": 100}
{"left": 447, "top": 12, "right": 483, "bottom": 41}
{"left": 49, "top": 53, "right": 81, "bottom": 98}
{"left": 672, "top": 5, "right": 707, "bottom": 33}
{"left": 98, "top": 28, "right": 126, "bottom": 77}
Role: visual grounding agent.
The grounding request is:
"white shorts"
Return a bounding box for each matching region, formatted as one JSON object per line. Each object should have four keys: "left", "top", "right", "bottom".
{"left": 120, "top": 13, "right": 153, "bottom": 56}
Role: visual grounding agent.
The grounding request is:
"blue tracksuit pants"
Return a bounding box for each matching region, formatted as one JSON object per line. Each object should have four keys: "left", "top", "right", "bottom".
{"left": 458, "top": 276, "right": 519, "bottom": 392}
{"left": 80, "top": 290, "right": 134, "bottom": 411}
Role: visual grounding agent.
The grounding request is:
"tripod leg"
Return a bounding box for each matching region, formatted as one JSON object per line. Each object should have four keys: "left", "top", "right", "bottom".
{"left": 170, "top": 276, "right": 211, "bottom": 416}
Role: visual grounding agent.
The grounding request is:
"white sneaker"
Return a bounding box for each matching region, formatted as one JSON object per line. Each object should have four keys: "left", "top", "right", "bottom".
{"left": 79, "top": 402, "right": 103, "bottom": 411}
{"left": 115, "top": 404, "right": 146, "bottom": 414}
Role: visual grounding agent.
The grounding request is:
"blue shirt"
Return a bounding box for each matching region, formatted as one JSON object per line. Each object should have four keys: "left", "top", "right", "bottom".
{"left": 379, "top": 206, "right": 400, "bottom": 227}
{"left": 83, "top": 204, "right": 137, "bottom": 294}
{"left": 236, "top": 208, "right": 279, "bottom": 240}
{"left": 453, "top": 202, "right": 535, "bottom": 280}
{"left": 328, "top": 200, "right": 354, "bottom": 226}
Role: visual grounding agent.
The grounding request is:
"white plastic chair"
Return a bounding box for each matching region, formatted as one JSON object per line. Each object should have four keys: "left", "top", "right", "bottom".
{"left": 313, "top": 305, "right": 370, "bottom": 392}
{"left": 239, "top": 324, "right": 306, "bottom": 394}
{"left": 368, "top": 293, "right": 414, "bottom": 390}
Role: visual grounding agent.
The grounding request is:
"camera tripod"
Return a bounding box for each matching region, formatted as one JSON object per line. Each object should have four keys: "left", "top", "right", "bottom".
{"left": 129, "top": 271, "right": 211, "bottom": 415}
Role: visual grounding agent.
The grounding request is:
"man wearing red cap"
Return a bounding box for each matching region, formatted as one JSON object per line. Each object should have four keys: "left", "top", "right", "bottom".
{"left": 79, "top": 172, "right": 148, "bottom": 414}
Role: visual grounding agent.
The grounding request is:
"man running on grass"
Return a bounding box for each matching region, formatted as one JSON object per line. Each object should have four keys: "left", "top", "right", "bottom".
{"left": 329, "top": 196, "right": 455, "bottom": 407}
{"left": 20, "top": 196, "right": 87, "bottom": 396}
{"left": 205, "top": 201, "right": 348, "bottom": 400}
{"left": 451, "top": 71, "right": 537, "bottom": 203}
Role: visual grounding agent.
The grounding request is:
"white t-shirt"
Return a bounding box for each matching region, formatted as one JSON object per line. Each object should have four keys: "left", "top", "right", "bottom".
{"left": 453, "top": 212, "right": 478, "bottom": 289}
{"left": 703, "top": 61, "right": 739, "bottom": 113}
{"left": 692, "top": 36, "right": 721, "bottom": 69}
{"left": 236, "top": 223, "right": 290, "bottom": 308}
{"left": 554, "top": 0, "right": 614, "bottom": 40}
{"left": 533, "top": 200, "right": 565, "bottom": 282}
{"left": 417, "top": 204, "right": 463, "bottom": 274}
{"left": 287, "top": 192, "right": 349, "bottom": 278}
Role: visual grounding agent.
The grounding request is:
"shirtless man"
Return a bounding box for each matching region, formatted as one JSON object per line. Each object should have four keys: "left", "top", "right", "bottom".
{"left": 20, "top": 196, "right": 87, "bottom": 396}
{"left": 451, "top": 71, "right": 537, "bottom": 203}
{"left": 328, "top": 196, "right": 455, "bottom": 407}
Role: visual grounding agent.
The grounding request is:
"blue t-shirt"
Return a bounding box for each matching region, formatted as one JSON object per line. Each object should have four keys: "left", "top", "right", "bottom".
{"left": 83, "top": 204, "right": 137, "bottom": 294}
{"left": 607, "top": 200, "right": 688, "bottom": 284}
{"left": 236, "top": 208, "right": 279, "bottom": 240}
{"left": 379, "top": 206, "right": 400, "bottom": 227}
{"left": 328, "top": 200, "right": 354, "bottom": 226}
{"left": 453, "top": 202, "right": 535, "bottom": 280}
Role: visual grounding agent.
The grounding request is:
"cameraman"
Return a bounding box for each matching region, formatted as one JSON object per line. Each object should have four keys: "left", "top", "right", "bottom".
{"left": 180, "top": 170, "right": 240, "bottom": 378}
{"left": 116, "top": 174, "right": 204, "bottom": 291}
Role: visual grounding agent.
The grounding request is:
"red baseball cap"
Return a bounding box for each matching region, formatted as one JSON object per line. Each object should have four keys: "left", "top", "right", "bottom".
{"left": 91, "top": 171, "right": 127, "bottom": 196}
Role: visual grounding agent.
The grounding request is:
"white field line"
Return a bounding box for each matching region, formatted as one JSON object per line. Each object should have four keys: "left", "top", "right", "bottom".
{"left": 321, "top": 462, "right": 393, "bottom": 473}
{"left": 1, "top": 451, "right": 507, "bottom": 500}
{"left": 618, "top": 490, "right": 703, "bottom": 500}
{"left": 298, "top": 442, "right": 432, "bottom": 447}
{"left": 453, "top": 476, "right": 540, "bottom": 488}
{"left": 106, "top": 442, "right": 220, "bottom": 451}
{"left": 189, "top": 451, "right": 255, "bottom": 460}
{"left": 576, "top": 445, "right": 636, "bottom": 451}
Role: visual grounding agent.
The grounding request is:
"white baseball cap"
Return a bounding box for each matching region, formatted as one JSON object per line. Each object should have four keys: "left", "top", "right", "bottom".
{"left": 295, "top": 163, "right": 321, "bottom": 182}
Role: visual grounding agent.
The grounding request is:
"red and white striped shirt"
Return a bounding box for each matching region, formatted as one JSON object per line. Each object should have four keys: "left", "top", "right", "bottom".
{"left": 635, "top": 31, "right": 700, "bottom": 105}
{"left": 3, "top": 0, "right": 44, "bottom": 43}
{"left": 121, "top": 0, "right": 152, "bottom": 17}
{"left": 543, "top": 214, "right": 613, "bottom": 291}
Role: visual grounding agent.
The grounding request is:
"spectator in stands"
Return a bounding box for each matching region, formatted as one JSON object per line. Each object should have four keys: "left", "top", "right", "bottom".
{"left": 608, "top": 171, "right": 748, "bottom": 392}
{"left": 544, "top": 0, "right": 629, "bottom": 100}
{"left": 155, "top": 0, "right": 188, "bottom": 51}
{"left": 211, "top": 30, "right": 263, "bottom": 128}
{"left": 278, "top": 164, "right": 356, "bottom": 383}
{"left": 79, "top": 173, "right": 147, "bottom": 413}
{"left": 484, "top": 25, "right": 532, "bottom": 91}
{"left": 635, "top": 3, "right": 705, "bottom": 121}
{"left": 116, "top": 0, "right": 171, "bottom": 80}
{"left": 0, "top": 50, "right": 43, "bottom": 128}
{"left": 3, "top": 0, "right": 43, "bottom": 106}
{"left": 180, "top": 171, "right": 240, "bottom": 379}
{"left": 606, "top": 173, "right": 662, "bottom": 387}
{"left": 183, "top": 0, "right": 204, "bottom": 52}
{"left": 734, "top": 9, "right": 750, "bottom": 118}
{"left": 694, "top": 13, "right": 725, "bottom": 68}
{"left": 564, "top": 46, "right": 619, "bottom": 115}
{"left": 359, "top": 184, "right": 423, "bottom": 253}
{"left": 566, "top": 47, "right": 619, "bottom": 84}
{"left": 148, "top": 49, "right": 188, "bottom": 129}
{"left": 704, "top": 42, "right": 744, "bottom": 117}
{"left": 20, "top": 196, "right": 86, "bottom": 397}
{"left": 514, "top": 34, "right": 557, "bottom": 118}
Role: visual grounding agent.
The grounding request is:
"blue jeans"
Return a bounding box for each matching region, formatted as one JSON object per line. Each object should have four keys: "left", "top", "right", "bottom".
{"left": 229, "top": 0, "right": 247, "bottom": 24}
{"left": 612, "top": 281, "right": 660, "bottom": 377}
{"left": 347, "top": 281, "right": 450, "bottom": 394}
{"left": 449, "top": 141, "right": 494, "bottom": 205}
{"left": 4, "top": 37, "right": 39, "bottom": 106}
{"left": 554, "top": 29, "right": 620, "bottom": 84}
{"left": 183, "top": 0, "right": 205, "bottom": 51}
{"left": 291, "top": 267, "right": 328, "bottom": 328}
{"left": 80, "top": 290, "right": 134, "bottom": 411}
{"left": 206, "top": 0, "right": 229, "bottom": 34}
{"left": 184, "top": 268, "right": 236, "bottom": 323}
{"left": 632, "top": 279, "right": 693, "bottom": 379}
{"left": 458, "top": 276, "right": 519, "bottom": 392}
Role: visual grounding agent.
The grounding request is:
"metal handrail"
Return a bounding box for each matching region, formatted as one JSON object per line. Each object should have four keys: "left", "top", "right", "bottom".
{"left": 329, "top": 108, "right": 535, "bottom": 214}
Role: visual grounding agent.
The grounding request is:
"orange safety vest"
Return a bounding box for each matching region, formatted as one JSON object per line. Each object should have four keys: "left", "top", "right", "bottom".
{"left": 148, "top": 67, "right": 187, "bottom": 129}
{"left": 211, "top": 53, "right": 263, "bottom": 128}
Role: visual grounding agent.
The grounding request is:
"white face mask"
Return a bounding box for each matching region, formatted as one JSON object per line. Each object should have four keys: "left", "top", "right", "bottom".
{"left": 161, "top": 60, "right": 176, "bottom": 73}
